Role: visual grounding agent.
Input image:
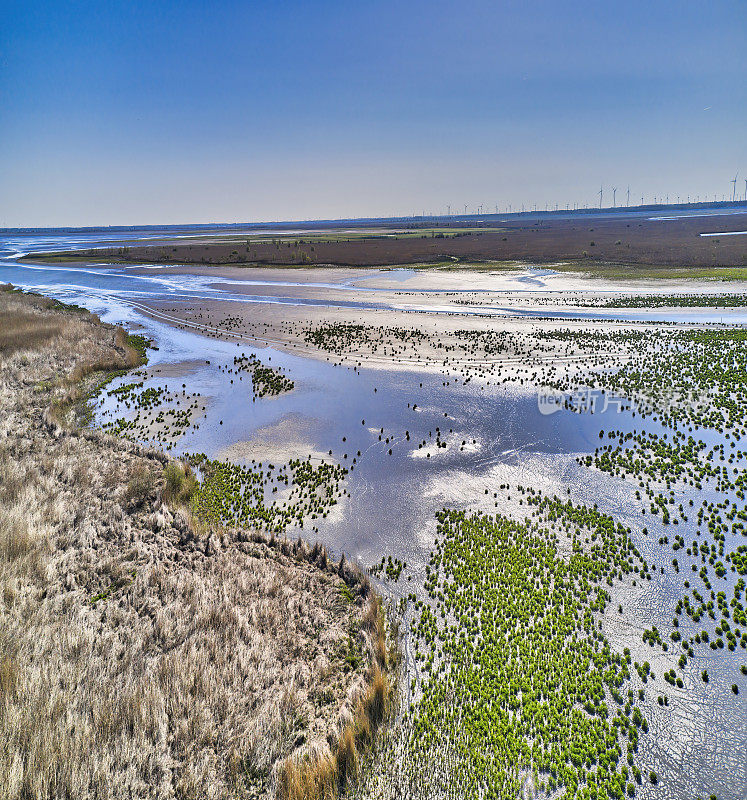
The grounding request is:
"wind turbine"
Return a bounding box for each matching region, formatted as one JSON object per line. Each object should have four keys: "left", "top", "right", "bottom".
{"left": 744, "top": 179, "right": 747, "bottom": 201}
{"left": 612, "top": 187, "right": 617, "bottom": 207}
{"left": 731, "top": 173, "right": 739, "bottom": 202}
{"left": 626, "top": 186, "right": 630, "bottom": 207}
{"left": 598, "top": 185, "right": 603, "bottom": 208}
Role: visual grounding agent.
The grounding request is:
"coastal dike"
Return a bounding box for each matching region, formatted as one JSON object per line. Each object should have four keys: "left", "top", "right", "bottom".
{"left": 0, "top": 285, "right": 393, "bottom": 800}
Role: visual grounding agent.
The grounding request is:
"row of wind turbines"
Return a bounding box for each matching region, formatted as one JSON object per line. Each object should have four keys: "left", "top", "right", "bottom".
{"left": 419, "top": 178, "right": 747, "bottom": 218}
{"left": 597, "top": 176, "right": 747, "bottom": 209}
{"left": 729, "top": 173, "right": 747, "bottom": 203}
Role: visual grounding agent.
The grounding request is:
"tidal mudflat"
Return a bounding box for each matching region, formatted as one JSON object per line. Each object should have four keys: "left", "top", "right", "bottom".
{"left": 2, "top": 228, "right": 747, "bottom": 799}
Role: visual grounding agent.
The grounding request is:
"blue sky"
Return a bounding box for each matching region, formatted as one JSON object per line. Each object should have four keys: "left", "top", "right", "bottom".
{"left": 1, "top": 0, "right": 745, "bottom": 226}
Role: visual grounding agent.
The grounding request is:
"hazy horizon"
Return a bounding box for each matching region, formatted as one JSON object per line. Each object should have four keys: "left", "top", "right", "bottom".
{"left": 3, "top": 0, "right": 746, "bottom": 228}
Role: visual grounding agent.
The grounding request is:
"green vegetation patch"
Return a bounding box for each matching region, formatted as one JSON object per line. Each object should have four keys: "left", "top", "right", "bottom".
{"left": 304, "top": 322, "right": 426, "bottom": 355}
{"left": 551, "top": 263, "right": 747, "bottom": 282}
{"left": 407, "top": 499, "right": 654, "bottom": 799}
{"left": 125, "top": 333, "right": 152, "bottom": 363}
{"left": 546, "top": 328, "right": 747, "bottom": 438}
{"left": 599, "top": 293, "right": 747, "bottom": 309}
{"left": 188, "top": 455, "right": 347, "bottom": 533}
{"left": 233, "top": 353, "right": 294, "bottom": 398}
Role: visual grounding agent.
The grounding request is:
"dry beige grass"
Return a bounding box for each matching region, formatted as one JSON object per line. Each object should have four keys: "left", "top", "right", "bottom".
{"left": 0, "top": 310, "right": 67, "bottom": 353}
{"left": 277, "top": 598, "right": 394, "bottom": 800}
{"left": 0, "top": 288, "right": 386, "bottom": 800}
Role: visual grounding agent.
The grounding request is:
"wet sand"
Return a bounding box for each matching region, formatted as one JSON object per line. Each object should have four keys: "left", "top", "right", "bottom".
{"left": 126, "top": 263, "right": 747, "bottom": 383}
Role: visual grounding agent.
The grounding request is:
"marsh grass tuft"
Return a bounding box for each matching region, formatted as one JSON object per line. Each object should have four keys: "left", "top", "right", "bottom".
{"left": 359, "top": 665, "right": 388, "bottom": 733}
{"left": 163, "top": 460, "right": 199, "bottom": 505}
{"left": 336, "top": 725, "right": 360, "bottom": 790}
{"left": 277, "top": 595, "right": 393, "bottom": 800}
{"left": 125, "top": 463, "right": 157, "bottom": 506}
